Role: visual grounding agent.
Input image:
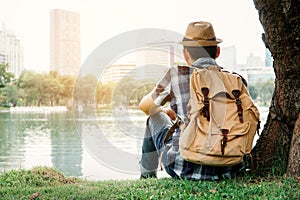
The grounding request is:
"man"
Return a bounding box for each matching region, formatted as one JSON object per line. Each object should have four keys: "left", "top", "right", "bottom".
{"left": 139, "top": 21, "right": 245, "bottom": 180}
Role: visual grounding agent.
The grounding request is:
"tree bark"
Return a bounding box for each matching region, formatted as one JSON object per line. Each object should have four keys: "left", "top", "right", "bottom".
{"left": 287, "top": 113, "right": 300, "bottom": 178}
{"left": 251, "top": 0, "right": 300, "bottom": 177}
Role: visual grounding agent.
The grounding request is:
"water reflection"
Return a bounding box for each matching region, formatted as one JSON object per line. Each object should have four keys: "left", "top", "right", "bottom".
{"left": 48, "top": 112, "right": 83, "bottom": 177}
{"left": 73, "top": 108, "right": 146, "bottom": 175}
{"left": 0, "top": 107, "right": 268, "bottom": 180}
{"left": 0, "top": 111, "right": 82, "bottom": 176}
{"left": 0, "top": 112, "right": 26, "bottom": 169}
{"left": 0, "top": 109, "right": 147, "bottom": 180}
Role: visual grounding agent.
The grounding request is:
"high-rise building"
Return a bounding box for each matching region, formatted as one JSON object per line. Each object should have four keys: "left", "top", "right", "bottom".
{"left": 136, "top": 42, "right": 184, "bottom": 81}
{"left": 246, "top": 67, "right": 275, "bottom": 85}
{"left": 218, "top": 45, "right": 237, "bottom": 72}
{"left": 136, "top": 47, "right": 173, "bottom": 81}
{"left": 0, "top": 52, "right": 5, "bottom": 64}
{"left": 0, "top": 22, "right": 23, "bottom": 77}
{"left": 240, "top": 52, "right": 275, "bottom": 85}
{"left": 101, "top": 41, "right": 184, "bottom": 83}
{"left": 246, "top": 53, "right": 264, "bottom": 69}
{"left": 101, "top": 64, "right": 137, "bottom": 83}
{"left": 50, "top": 9, "right": 81, "bottom": 76}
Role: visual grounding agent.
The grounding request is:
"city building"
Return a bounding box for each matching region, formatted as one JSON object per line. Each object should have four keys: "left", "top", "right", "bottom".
{"left": 100, "top": 51, "right": 170, "bottom": 84}
{"left": 246, "top": 53, "right": 264, "bottom": 69}
{"left": 0, "top": 22, "right": 24, "bottom": 77}
{"left": 136, "top": 41, "right": 184, "bottom": 81}
{"left": 101, "top": 41, "right": 184, "bottom": 83}
{"left": 0, "top": 52, "right": 5, "bottom": 64}
{"left": 243, "top": 67, "right": 275, "bottom": 85}
{"left": 237, "top": 52, "right": 275, "bottom": 85}
{"left": 100, "top": 64, "right": 137, "bottom": 83}
{"left": 50, "top": 9, "right": 81, "bottom": 76}
{"left": 135, "top": 46, "right": 175, "bottom": 81}
{"left": 218, "top": 45, "right": 237, "bottom": 72}
{"left": 244, "top": 52, "right": 274, "bottom": 85}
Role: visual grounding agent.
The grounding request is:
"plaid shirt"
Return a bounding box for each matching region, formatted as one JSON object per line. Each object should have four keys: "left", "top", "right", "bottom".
{"left": 151, "top": 58, "right": 245, "bottom": 180}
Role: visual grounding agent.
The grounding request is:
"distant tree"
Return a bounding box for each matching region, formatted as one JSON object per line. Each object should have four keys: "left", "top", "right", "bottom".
{"left": 259, "top": 79, "right": 274, "bottom": 106}
{"left": 17, "top": 71, "right": 47, "bottom": 106}
{"left": 60, "top": 74, "right": 75, "bottom": 106}
{"left": 248, "top": 85, "right": 259, "bottom": 100}
{"left": 129, "top": 81, "right": 156, "bottom": 106}
{"left": 16, "top": 71, "right": 38, "bottom": 106}
{"left": 95, "top": 81, "right": 115, "bottom": 108}
{"left": 0, "top": 85, "right": 18, "bottom": 106}
{"left": 73, "top": 74, "right": 97, "bottom": 107}
{"left": 113, "top": 77, "right": 139, "bottom": 106}
{"left": 95, "top": 79, "right": 156, "bottom": 108}
{"left": 0, "top": 63, "right": 14, "bottom": 88}
{"left": 43, "top": 71, "right": 64, "bottom": 106}
{"left": 251, "top": 79, "right": 274, "bottom": 106}
{"left": 252, "top": 0, "right": 300, "bottom": 178}
{"left": 16, "top": 71, "right": 76, "bottom": 107}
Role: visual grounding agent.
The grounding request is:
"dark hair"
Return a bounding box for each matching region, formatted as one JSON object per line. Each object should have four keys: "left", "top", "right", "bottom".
{"left": 183, "top": 38, "right": 218, "bottom": 60}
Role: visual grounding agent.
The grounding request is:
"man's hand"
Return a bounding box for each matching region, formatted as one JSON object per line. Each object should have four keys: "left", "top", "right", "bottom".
{"left": 164, "top": 108, "right": 177, "bottom": 121}
{"left": 148, "top": 106, "right": 177, "bottom": 121}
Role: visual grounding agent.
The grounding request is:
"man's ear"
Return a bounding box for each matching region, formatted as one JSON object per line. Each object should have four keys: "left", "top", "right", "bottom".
{"left": 183, "top": 48, "right": 192, "bottom": 65}
{"left": 183, "top": 48, "right": 188, "bottom": 61}
{"left": 216, "top": 46, "right": 220, "bottom": 58}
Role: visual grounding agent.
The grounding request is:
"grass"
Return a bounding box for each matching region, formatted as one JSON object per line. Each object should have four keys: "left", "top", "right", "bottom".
{"left": 0, "top": 167, "right": 299, "bottom": 200}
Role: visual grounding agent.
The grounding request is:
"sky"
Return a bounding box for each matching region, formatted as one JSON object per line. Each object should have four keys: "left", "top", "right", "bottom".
{"left": 0, "top": 0, "right": 265, "bottom": 71}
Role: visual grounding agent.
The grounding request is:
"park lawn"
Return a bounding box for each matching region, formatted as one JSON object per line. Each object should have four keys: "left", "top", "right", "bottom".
{"left": 0, "top": 167, "right": 299, "bottom": 199}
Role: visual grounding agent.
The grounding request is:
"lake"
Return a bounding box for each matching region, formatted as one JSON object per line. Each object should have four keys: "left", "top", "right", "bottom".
{"left": 0, "top": 106, "right": 268, "bottom": 180}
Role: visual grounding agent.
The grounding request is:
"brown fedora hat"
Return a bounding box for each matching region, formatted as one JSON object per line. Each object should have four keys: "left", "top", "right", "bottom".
{"left": 181, "top": 21, "right": 222, "bottom": 47}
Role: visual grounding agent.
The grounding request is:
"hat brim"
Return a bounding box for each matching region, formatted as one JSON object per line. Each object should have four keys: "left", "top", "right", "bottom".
{"left": 181, "top": 38, "right": 223, "bottom": 47}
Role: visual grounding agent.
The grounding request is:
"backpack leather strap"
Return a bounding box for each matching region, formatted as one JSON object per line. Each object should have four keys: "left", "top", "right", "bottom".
{"left": 221, "top": 129, "right": 229, "bottom": 155}
{"left": 232, "top": 90, "right": 244, "bottom": 123}
{"left": 201, "top": 87, "right": 210, "bottom": 121}
{"left": 163, "top": 116, "right": 181, "bottom": 145}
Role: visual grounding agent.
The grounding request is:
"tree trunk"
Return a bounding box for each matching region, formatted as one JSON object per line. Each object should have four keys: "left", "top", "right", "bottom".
{"left": 287, "top": 113, "right": 300, "bottom": 178}
{"left": 251, "top": 0, "right": 300, "bottom": 178}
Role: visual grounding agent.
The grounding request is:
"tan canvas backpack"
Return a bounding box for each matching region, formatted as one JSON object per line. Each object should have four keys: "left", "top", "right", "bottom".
{"left": 179, "top": 66, "right": 260, "bottom": 166}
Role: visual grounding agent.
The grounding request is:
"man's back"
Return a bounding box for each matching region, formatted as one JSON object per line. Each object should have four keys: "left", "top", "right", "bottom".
{"left": 139, "top": 21, "right": 247, "bottom": 180}
{"left": 163, "top": 59, "right": 246, "bottom": 180}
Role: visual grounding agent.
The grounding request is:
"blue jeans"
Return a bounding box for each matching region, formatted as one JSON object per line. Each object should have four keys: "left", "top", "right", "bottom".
{"left": 139, "top": 111, "right": 177, "bottom": 178}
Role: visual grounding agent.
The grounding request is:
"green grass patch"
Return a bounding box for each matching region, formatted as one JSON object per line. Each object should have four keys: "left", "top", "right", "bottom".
{"left": 0, "top": 167, "right": 299, "bottom": 199}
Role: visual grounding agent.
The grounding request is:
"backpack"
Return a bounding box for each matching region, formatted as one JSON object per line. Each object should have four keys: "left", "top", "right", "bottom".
{"left": 179, "top": 66, "right": 260, "bottom": 166}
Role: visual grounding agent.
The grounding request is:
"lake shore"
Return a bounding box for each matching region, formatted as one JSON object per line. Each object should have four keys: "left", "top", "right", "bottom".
{"left": 0, "top": 106, "right": 269, "bottom": 181}
{"left": 9, "top": 106, "right": 68, "bottom": 112}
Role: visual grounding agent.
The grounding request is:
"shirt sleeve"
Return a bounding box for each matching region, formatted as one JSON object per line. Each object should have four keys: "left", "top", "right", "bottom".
{"left": 139, "top": 69, "right": 171, "bottom": 115}
{"left": 152, "top": 69, "right": 172, "bottom": 106}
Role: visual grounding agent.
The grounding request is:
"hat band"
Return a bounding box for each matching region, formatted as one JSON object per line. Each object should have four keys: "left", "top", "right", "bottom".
{"left": 181, "top": 39, "right": 222, "bottom": 47}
